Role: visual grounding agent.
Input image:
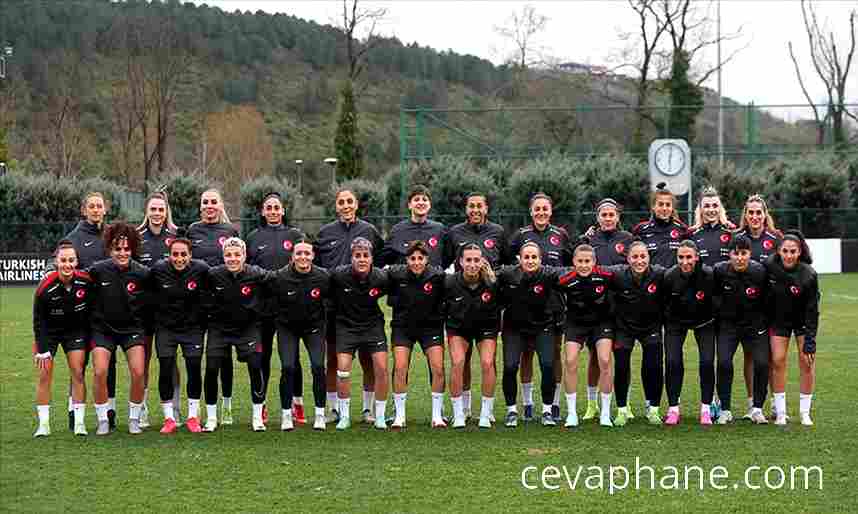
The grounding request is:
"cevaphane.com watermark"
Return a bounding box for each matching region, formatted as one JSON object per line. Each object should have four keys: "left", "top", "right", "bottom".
{"left": 521, "top": 458, "right": 823, "bottom": 494}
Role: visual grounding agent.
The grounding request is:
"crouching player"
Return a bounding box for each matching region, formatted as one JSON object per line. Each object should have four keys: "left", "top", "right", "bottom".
{"left": 32, "top": 240, "right": 93, "bottom": 437}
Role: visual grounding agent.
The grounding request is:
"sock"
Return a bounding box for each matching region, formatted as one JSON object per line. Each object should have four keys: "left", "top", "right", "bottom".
{"left": 507, "top": 404, "right": 518, "bottom": 414}
{"left": 339, "top": 397, "right": 351, "bottom": 418}
{"left": 128, "top": 401, "right": 142, "bottom": 421}
{"left": 587, "top": 386, "right": 598, "bottom": 402}
{"left": 315, "top": 407, "right": 325, "bottom": 418}
{"left": 542, "top": 403, "right": 552, "bottom": 415}
{"left": 108, "top": 397, "right": 116, "bottom": 411}
{"left": 362, "top": 390, "right": 373, "bottom": 412}
{"left": 68, "top": 395, "right": 74, "bottom": 413}
{"left": 206, "top": 404, "right": 218, "bottom": 421}
{"left": 327, "top": 392, "right": 338, "bottom": 410}
{"left": 747, "top": 397, "right": 753, "bottom": 410}
{"left": 774, "top": 392, "right": 786, "bottom": 416}
{"left": 645, "top": 399, "right": 651, "bottom": 409}
{"left": 600, "top": 393, "right": 612, "bottom": 421}
{"left": 96, "top": 402, "right": 109, "bottom": 422}
{"left": 162, "top": 402, "right": 175, "bottom": 421}
{"left": 431, "top": 392, "right": 443, "bottom": 421}
{"left": 293, "top": 396, "right": 304, "bottom": 406}
{"left": 565, "top": 393, "right": 577, "bottom": 417}
{"left": 375, "top": 400, "right": 386, "bottom": 422}
{"left": 521, "top": 382, "right": 534, "bottom": 406}
{"left": 394, "top": 393, "right": 407, "bottom": 419}
{"left": 222, "top": 397, "right": 232, "bottom": 410}
{"left": 553, "top": 383, "right": 562, "bottom": 407}
{"left": 37, "top": 405, "right": 50, "bottom": 424}
{"left": 799, "top": 393, "right": 813, "bottom": 414}
{"left": 751, "top": 407, "right": 762, "bottom": 415}
{"left": 480, "top": 396, "right": 494, "bottom": 419}
{"left": 188, "top": 399, "right": 200, "bottom": 419}
{"left": 282, "top": 408, "right": 292, "bottom": 419}
{"left": 71, "top": 403, "right": 84, "bottom": 425}
{"left": 252, "top": 403, "right": 263, "bottom": 420}
{"left": 463, "top": 390, "right": 472, "bottom": 412}
{"left": 701, "top": 403, "right": 710, "bottom": 414}
{"left": 452, "top": 396, "right": 464, "bottom": 419}
{"left": 143, "top": 388, "right": 149, "bottom": 404}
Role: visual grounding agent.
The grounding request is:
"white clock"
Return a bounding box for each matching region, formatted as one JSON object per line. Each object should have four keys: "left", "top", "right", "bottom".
{"left": 654, "top": 141, "right": 686, "bottom": 176}
{"left": 648, "top": 139, "right": 691, "bottom": 195}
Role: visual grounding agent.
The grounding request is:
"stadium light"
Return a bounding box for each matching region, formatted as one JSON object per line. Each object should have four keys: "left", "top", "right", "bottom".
{"left": 324, "top": 157, "right": 337, "bottom": 187}
{"left": 295, "top": 159, "right": 303, "bottom": 195}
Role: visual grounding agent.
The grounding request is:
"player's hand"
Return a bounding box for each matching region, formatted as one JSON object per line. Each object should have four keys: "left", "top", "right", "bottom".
{"left": 34, "top": 352, "right": 52, "bottom": 369}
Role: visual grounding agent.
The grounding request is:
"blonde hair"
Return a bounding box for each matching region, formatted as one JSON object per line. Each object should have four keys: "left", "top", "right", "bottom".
{"left": 692, "top": 186, "right": 731, "bottom": 229}
{"left": 738, "top": 194, "right": 778, "bottom": 234}
{"left": 200, "top": 189, "right": 231, "bottom": 224}
{"left": 138, "top": 191, "right": 178, "bottom": 232}
{"left": 222, "top": 236, "right": 246, "bottom": 254}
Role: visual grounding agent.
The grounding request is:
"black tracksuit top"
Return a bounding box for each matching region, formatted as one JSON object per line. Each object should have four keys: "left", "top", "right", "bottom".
{"left": 246, "top": 224, "right": 306, "bottom": 271}
{"left": 632, "top": 217, "right": 689, "bottom": 268}
{"left": 381, "top": 218, "right": 447, "bottom": 267}
{"left": 663, "top": 262, "right": 716, "bottom": 328}
{"left": 557, "top": 267, "right": 613, "bottom": 326}
{"left": 605, "top": 264, "right": 667, "bottom": 334}
{"left": 508, "top": 224, "right": 573, "bottom": 267}
{"left": 329, "top": 266, "right": 389, "bottom": 340}
{"left": 764, "top": 255, "right": 820, "bottom": 338}
{"left": 270, "top": 264, "right": 330, "bottom": 328}
{"left": 314, "top": 219, "right": 383, "bottom": 269}
{"left": 65, "top": 221, "right": 106, "bottom": 269}
{"left": 32, "top": 270, "right": 93, "bottom": 352}
{"left": 690, "top": 223, "right": 732, "bottom": 267}
{"left": 149, "top": 258, "right": 210, "bottom": 332}
{"left": 443, "top": 273, "right": 501, "bottom": 333}
{"left": 578, "top": 228, "right": 634, "bottom": 266}
{"left": 497, "top": 265, "right": 565, "bottom": 332}
{"left": 734, "top": 228, "right": 782, "bottom": 263}
{"left": 187, "top": 221, "right": 239, "bottom": 267}
{"left": 713, "top": 260, "right": 768, "bottom": 328}
{"left": 206, "top": 264, "right": 273, "bottom": 335}
{"left": 86, "top": 259, "right": 151, "bottom": 334}
{"left": 444, "top": 221, "right": 508, "bottom": 271}
{"left": 386, "top": 265, "right": 446, "bottom": 332}
{"left": 138, "top": 226, "right": 177, "bottom": 267}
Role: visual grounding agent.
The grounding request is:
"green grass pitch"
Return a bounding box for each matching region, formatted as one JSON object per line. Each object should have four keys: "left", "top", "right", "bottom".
{"left": 2, "top": 275, "right": 857, "bottom": 513}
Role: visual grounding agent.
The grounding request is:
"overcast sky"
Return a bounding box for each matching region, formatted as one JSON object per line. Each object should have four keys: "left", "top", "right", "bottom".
{"left": 202, "top": 1, "right": 856, "bottom": 120}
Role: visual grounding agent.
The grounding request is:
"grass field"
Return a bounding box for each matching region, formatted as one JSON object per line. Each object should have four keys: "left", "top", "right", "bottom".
{"left": 2, "top": 276, "right": 857, "bottom": 513}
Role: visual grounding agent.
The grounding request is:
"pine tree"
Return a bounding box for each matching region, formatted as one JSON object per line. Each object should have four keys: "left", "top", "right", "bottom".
{"left": 667, "top": 50, "right": 704, "bottom": 144}
{"left": 334, "top": 80, "right": 365, "bottom": 180}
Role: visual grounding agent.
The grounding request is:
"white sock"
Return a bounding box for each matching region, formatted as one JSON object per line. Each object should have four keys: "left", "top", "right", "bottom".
{"left": 252, "top": 403, "right": 263, "bottom": 420}
{"left": 162, "top": 402, "right": 175, "bottom": 421}
{"left": 799, "top": 393, "right": 813, "bottom": 414}
{"left": 751, "top": 407, "right": 763, "bottom": 415}
{"left": 188, "top": 399, "right": 200, "bottom": 419}
{"left": 480, "top": 396, "right": 494, "bottom": 419}
{"left": 394, "top": 393, "right": 407, "bottom": 419}
{"left": 431, "top": 392, "right": 443, "bottom": 420}
{"left": 73, "top": 403, "right": 85, "bottom": 425}
{"left": 375, "top": 399, "right": 386, "bottom": 421}
{"left": 463, "top": 390, "right": 472, "bottom": 411}
{"left": 701, "top": 403, "right": 710, "bottom": 414}
{"left": 774, "top": 392, "right": 786, "bottom": 416}
{"left": 68, "top": 395, "right": 74, "bottom": 413}
{"left": 339, "top": 397, "right": 351, "bottom": 418}
{"left": 327, "top": 392, "right": 338, "bottom": 410}
{"left": 542, "top": 403, "right": 552, "bottom": 415}
{"left": 747, "top": 397, "right": 753, "bottom": 410}
{"left": 452, "top": 396, "right": 464, "bottom": 419}
{"left": 507, "top": 404, "right": 518, "bottom": 414}
{"left": 96, "top": 402, "right": 109, "bottom": 422}
{"left": 587, "top": 386, "right": 598, "bottom": 402}
{"left": 282, "top": 408, "right": 292, "bottom": 419}
{"left": 565, "top": 393, "right": 577, "bottom": 416}
{"left": 362, "top": 390, "right": 374, "bottom": 412}
{"left": 645, "top": 399, "right": 651, "bottom": 409}
{"left": 521, "top": 382, "right": 534, "bottom": 406}
{"left": 128, "top": 401, "right": 142, "bottom": 421}
{"left": 293, "top": 396, "right": 304, "bottom": 406}
{"left": 206, "top": 404, "right": 218, "bottom": 421}
{"left": 553, "top": 383, "right": 562, "bottom": 407}
{"left": 222, "top": 397, "right": 232, "bottom": 410}
{"left": 108, "top": 397, "right": 116, "bottom": 411}
{"left": 600, "top": 393, "right": 612, "bottom": 416}
{"left": 315, "top": 407, "right": 325, "bottom": 418}
{"left": 37, "top": 405, "right": 50, "bottom": 424}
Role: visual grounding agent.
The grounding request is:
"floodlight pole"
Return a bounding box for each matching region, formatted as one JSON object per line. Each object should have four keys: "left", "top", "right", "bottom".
{"left": 295, "top": 159, "right": 303, "bottom": 195}
{"left": 324, "top": 158, "right": 337, "bottom": 188}
{"left": 717, "top": 0, "right": 724, "bottom": 171}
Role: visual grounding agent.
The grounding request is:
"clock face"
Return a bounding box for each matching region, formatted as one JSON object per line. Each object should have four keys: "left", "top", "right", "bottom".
{"left": 654, "top": 142, "right": 686, "bottom": 176}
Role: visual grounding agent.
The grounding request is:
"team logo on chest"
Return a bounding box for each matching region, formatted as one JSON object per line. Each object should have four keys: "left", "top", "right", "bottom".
{"left": 369, "top": 288, "right": 380, "bottom": 298}
{"left": 720, "top": 233, "right": 730, "bottom": 244}
{"left": 483, "top": 239, "right": 495, "bottom": 249}
{"left": 647, "top": 283, "right": 658, "bottom": 294}
{"left": 695, "top": 290, "right": 705, "bottom": 301}
{"left": 615, "top": 243, "right": 625, "bottom": 255}
{"left": 533, "top": 284, "right": 544, "bottom": 295}
{"left": 745, "top": 287, "right": 760, "bottom": 298}
{"left": 310, "top": 287, "right": 321, "bottom": 299}
{"left": 670, "top": 229, "right": 681, "bottom": 239}
{"left": 423, "top": 282, "right": 434, "bottom": 293}
{"left": 283, "top": 240, "right": 293, "bottom": 251}
{"left": 165, "top": 237, "right": 174, "bottom": 248}
{"left": 481, "top": 291, "right": 493, "bottom": 303}
{"left": 187, "top": 280, "right": 197, "bottom": 291}
{"left": 595, "top": 285, "right": 605, "bottom": 295}
{"left": 126, "top": 281, "right": 137, "bottom": 293}
{"left": 789, "top": 285, "right": 801, "bottom": 296}
{"left": 549, "top": 235, "right": 561, "bottom": 246}
{"left": 762, "top": 239, "right": 774, "bottom": 251}
{"left": 75, "top": 289, "right": 86, "bottom": 299}
{"left": 428, "top": 236, "right": 439, "bottom": 248}
{"left": 218, "top": 236, "right": 227, "bottom": 247}
{"left": 241, "top": 285, "right": 252, "bottom": 297}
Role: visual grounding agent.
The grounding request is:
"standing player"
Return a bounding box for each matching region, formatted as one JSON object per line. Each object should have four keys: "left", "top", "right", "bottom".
{"left": 387, "top": 241, "right": 448, "bottom": 429}
{"left": 329, "top": 238, "right": 390, "bottom": 430}
{"left": 605, "top": 241, "right": 667, "bottom": 426}
{"left": 136, "top": 191, "right": 180, "bottom": 429}
{"left": 246, "top": 192, "right": 306, "bottom": 425}
{"left": 508, "top": 193, "right": 572, "bottom": 422}
{"left": 270, "top": 241, "right": 330, "bottom": 431}
{"left": 87, "top": 222, "right": 151, "bottom": 435}
{"left": 314, "top": 189, "right": 384, "bottom": 424}
{"left": 557, "top": 244, "right": 614, "bottom": 427}
{"left": 633, "top": 183, "right": 688, "bottom": 268}
{"left": 444, "top": 192, "right": 508, "bottom": 419}
{"left": 381, "top": 185, "right": 446, "bottom": 266}
{"left": 149, "top": 238, "right": 209, "bottom": 434}
{"left": 32, "top": 241, "right": 92, "bottom": 437}
{"left": 203, "top": 237, "right": 274, "bottom": 432}
{"left": 735, "top": 194, "right": 782, "bottom": 420}
{"left": 689, "top": 187, "right": 733, "bottom": 267}
{"left": 187, "top": 189, "right": 239, "bottom": 425}
{"left": 497, "top": 243, "right": 566, "bottom": 427}
{"left": 577, "top": 198, "right": 633, "bottom": 421}
{"left": 662, "top": 241, "right": 717, "bottom": 425}
{"left": 713, "top": 235, "right": 770, "bottom": 425}
{"left": 64, "top": 191, "right": 117, "bottom": 430}
{"left": 766, "top": 231, "right": 819, "bottom": 426}
{"left": 445, "top": 244, "right": 500, "bottom": 429}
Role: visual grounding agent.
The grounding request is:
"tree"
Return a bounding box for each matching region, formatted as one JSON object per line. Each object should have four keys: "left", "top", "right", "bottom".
{"left": 788, "top": 0, "right": 856, "bottom": 148}
{"left": 338, "top": 0, "right": 387, "bottom": 86}
{"left": 334, "top": 80, "right": 364, "bottom": 180}
{"left": 666, "top": 49, "right": 704, "bottom": 143}
{"left": 492, "top": 4, "right": 548, "bottom": 101}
